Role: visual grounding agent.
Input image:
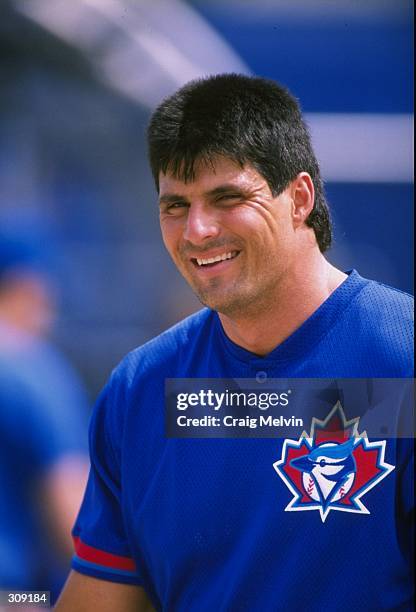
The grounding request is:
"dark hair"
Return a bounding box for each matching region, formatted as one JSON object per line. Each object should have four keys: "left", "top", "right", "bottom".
{"left": 148, "top": 73, "right": 331, "bottom": 252}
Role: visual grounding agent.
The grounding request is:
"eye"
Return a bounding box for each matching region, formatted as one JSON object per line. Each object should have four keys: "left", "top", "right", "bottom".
{"left": 162, "top": 202, "right": 188, "bottom": 216}
{"left": 215, "top": 194, "right": 241, "bottom": 205}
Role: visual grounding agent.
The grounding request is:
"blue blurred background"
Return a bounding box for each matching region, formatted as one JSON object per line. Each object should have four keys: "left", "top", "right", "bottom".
{"left": 0, "top": 0, "right": 413, "bottom": 598}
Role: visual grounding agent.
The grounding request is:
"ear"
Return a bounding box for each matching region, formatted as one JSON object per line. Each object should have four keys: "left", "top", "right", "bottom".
{"left": 291, "top": 173, "right": 315, "bottom": 227}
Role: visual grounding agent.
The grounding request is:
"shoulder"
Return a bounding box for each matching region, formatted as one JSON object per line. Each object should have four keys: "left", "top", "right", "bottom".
{"left": 107, "top": 308, "right": 214, "bottom": 392}
{"left": 89, "top": 309, "right": 214, "bottom": 447}
{"left": 348, "top": 276, "right": 413, "bottom": 374}
{"left": 355, "top": 278, "right": 413, "bottom": 324}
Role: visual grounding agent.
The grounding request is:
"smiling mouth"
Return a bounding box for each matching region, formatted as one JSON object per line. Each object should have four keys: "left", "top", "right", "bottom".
{"left": 191, "top": 250, "right": 240, "bottom": 268}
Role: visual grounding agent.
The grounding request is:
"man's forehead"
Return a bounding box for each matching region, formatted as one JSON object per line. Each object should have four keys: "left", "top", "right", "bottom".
{"left": 158, "top": 157, "right": 263, "bottom": 196}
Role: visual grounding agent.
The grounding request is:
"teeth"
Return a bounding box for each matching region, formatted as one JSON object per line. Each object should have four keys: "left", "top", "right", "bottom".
{"left": 196, "top": 251, "right": 236, "bottom": 266}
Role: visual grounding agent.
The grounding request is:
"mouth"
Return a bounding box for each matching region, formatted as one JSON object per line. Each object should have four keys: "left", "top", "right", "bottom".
{"left": 190, "top": 250, "right": 240, "bottom": 270}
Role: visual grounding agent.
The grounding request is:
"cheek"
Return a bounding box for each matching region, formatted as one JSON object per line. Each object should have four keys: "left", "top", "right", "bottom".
{"left": 229, "top": 207, "right": 279, "bottom": 245}
{"left": 227, "top": 207, "right": 262, "bottom": 230}
{"left": 160, "top": 219, "right": 181, "bottom": 254}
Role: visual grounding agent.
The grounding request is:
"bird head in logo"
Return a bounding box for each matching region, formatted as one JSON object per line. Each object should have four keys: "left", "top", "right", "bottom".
{"left": 290, "top": 438, "right": 357, "bottom": 502}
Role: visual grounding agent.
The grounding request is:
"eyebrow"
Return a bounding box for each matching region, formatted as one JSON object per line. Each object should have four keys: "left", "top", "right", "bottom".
{"left": 158, "top": 183, "right": 247, "bottom": 206}
{"left": 158, "top": 194, "right": 187, "bottom": 206}
{"left": 207, "top": 184, "right": 246, "bottom": 198}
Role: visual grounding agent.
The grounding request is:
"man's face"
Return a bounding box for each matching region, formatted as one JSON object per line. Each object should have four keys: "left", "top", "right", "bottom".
{"left": 158, "top": 157, "right": 299, "bottom": 316}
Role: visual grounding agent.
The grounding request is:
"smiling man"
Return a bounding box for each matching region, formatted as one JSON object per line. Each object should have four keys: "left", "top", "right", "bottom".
{"left": 57, "top": 75, "right": 413, "bottom": 611}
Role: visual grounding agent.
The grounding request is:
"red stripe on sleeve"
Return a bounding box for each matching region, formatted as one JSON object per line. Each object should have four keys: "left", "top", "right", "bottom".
{"left": 73, "top": 536, "right": 137, "bottom": 572}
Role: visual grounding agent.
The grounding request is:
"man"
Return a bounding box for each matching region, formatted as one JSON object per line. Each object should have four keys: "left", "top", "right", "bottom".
{"left": 57, "top": 75, "right": 413, "bottom": 611}
{"left": 0, "top": 232, "right": 89, "bottom": 602}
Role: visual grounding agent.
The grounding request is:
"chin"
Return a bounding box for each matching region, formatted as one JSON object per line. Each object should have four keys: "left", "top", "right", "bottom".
{"left": 189, "top": 276, "right": 257, "bottom": 314}
{"left": 195, "top": 290, "right": 247, "bottom": 317}
{"left": 193, "top": 289, "right": 228, "bottom": 312}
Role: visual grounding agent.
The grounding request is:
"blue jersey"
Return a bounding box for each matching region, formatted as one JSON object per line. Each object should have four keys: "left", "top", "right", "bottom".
{"left": 72, "top": 271, "right": 414, "bottom": 611}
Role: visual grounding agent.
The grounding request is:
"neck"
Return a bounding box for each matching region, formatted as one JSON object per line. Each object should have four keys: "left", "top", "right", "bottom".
{"left": 218, "top": 255, "right": 347, "bottom": 356}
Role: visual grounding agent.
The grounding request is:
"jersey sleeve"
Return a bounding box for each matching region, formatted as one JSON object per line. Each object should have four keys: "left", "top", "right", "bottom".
{"left": 71, "top": 376, "right": 143, "bottom": 586}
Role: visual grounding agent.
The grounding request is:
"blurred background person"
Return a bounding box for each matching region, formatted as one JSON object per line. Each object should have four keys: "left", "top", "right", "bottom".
{"left": 0, "top": 230, "right": 89, "bottom": 603}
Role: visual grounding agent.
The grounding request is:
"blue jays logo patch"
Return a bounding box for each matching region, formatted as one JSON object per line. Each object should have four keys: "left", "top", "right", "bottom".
{"left": 273, "top": 402, "right": 394, "bottom": 522}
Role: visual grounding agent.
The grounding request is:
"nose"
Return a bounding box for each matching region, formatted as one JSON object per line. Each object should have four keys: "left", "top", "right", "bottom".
{"left": 183, "top": 204, "right": 220, "bottom": 245}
